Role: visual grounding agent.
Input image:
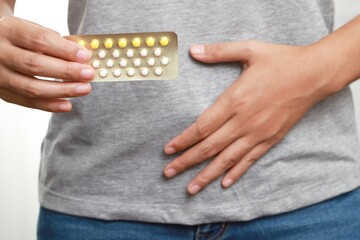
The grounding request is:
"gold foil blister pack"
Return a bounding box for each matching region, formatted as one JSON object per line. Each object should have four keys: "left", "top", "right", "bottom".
{"left": 65, "top": 32, "right": 178, "bottom": 82}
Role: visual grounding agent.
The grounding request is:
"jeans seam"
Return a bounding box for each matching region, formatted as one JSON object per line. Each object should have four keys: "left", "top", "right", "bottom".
{"left": 212, "top": 222, "right": 227, "bottom": 240}
{"left": 196, "top": 222, "right": 227, "bottom": 240}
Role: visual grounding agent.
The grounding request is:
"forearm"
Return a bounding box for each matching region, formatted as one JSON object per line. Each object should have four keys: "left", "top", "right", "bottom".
{"left": 314, "top": 15, "right": 360, "bottom": 95}
{"left": 0, "top": 0, "right": 15, "bottom": 17}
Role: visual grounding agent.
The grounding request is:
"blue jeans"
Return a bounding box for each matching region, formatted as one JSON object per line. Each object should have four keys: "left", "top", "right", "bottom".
{"left": 37, "top": 188, "right": 360, "bottom": 240}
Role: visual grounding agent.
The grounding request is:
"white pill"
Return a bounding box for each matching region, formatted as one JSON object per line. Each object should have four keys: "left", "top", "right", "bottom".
{"left": 119, "top": 59, "right": 128, "bottom": 67}
{"left": 113, "top": 69, "right": 121, "bottom": 77}
{"left": 140, "top": 68, "right": 149, "bottom": 76}
{"left": 154, "top": 48, "right": 162, "bottom": 57}
{"left": 112, "top": 50, "right": 120, "bottom": 58}
{"left": 99, "top": 69, "right": 108, "bottom": 78}
{"left": 92, "top": 60, "right": 100, "bottom": 69}
{"left": 98, "top": 50, "right": 106, "bottom": 59}
{"left": 106, "top": 59, "right": 114, "bottom": 68}
{"left": 126, "top": 49, "right": 134, "bottom": 58}
{"left": 133, "top": 58, "right": 141, "bottom": 67}
{"left": 140, "top": 48, "right": 148, "bottom": 57}
{"left": 127, "top": 68, "right": 135, "bottom": 77}
{"left": 147, "top": 58, "right": 155, "bottom": 66}
{"left": 161, "top": 57, "right": 169, "bottom": 66}
{"left": 154, "top": 67, "right": 163, "bottom": 76}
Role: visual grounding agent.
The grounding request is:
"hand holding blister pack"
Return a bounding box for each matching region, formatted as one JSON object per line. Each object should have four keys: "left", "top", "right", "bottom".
{"left": 65, "top": 32, "right": 179, "bottom": 82}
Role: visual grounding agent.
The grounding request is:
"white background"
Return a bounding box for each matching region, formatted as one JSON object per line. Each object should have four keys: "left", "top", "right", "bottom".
{"left": 0, "top": 1, "right": 359, "bottom": 239}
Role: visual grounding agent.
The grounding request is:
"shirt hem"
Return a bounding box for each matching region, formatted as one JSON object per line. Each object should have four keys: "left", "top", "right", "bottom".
{"left": 39, "top": 181, "right": 360, "bottom": 225}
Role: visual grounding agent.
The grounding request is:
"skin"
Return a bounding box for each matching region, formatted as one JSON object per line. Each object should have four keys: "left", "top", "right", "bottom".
{"left": 0, "top": 0, "right": 94, "bottom": 112}
{"left": 1, "top": 1, "right": 360, "bottom": 195}
{"left": 163, "top": 16, "right": 360, "bottom": 195}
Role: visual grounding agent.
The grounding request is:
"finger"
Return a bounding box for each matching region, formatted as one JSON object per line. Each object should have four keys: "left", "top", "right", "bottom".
{"left": 186, "top": 137, "right": 256, "bottom": 195}
{"left": 1, "top": 69, "right": 91, "bottom": 99}
{"left": 163, "top": 116, "right": 245, "bottom": 178}
{"left": 1, "top": 44, "right": 94, "bottom": 81}
{"left": 190, "top": 40, "right": 258, "bottom": 64}
{"left": 3, "top": 17, "right": 91, "bottom": 63}
{"left": 221, "top": 141, "right": 275, "bottom": 189}
{"left": 0, "top": 88, "right": 72, "bottom": 112}
{"left": 164, "top": 96, "right": 233, "bottom": 154}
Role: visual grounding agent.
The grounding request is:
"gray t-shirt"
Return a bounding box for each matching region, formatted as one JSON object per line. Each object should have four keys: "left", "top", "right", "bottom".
{"left": 39, "top": 0, "right": 360, "bottom": 225}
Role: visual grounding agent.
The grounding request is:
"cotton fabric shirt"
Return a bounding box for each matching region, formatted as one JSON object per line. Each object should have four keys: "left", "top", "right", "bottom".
{"left": 39, "top": 0, "right": 360, "bottom": 225}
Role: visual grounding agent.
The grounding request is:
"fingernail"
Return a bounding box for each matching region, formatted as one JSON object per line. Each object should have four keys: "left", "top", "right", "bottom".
{"left": 191, "top": 45, "right": 205, "bottom": 56}
{"left": 222, "top": 178, "right": 234, "bottom": 188}
{"left": 165, "top": 168, "right": 177, "bottom": 178}
{"left": 189, "top": 184, "right": 201, "bottom": 195}
{"left": 80, "top": 68, "right": 94, "bottom": 79}
{"left": 75, "top": 84, "right": 91, "bottom": 94}
{"left": 58, "top": 103, "right": 71, "bottom": 111}
{"left": 76, "top": 49, "right": 91, "bottom": 62}
{"left": 165, "top": 147, "right": 176, "bottom": 155}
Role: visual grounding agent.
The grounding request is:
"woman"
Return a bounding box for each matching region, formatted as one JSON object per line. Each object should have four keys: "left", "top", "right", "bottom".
{"left": 0, "top": 0, "right": 359, "bottom": 239}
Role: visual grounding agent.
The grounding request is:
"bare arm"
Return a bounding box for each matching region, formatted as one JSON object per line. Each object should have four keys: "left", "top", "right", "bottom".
{"left": 313, "top": 15, "right": 360, "bottom": 94}
{"left": 163, "top": 14, "right": 360, "bottom": 195}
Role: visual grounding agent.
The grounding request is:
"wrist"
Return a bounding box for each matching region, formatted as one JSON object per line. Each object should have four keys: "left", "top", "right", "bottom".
{"left": 309, "top": 16, "right": 360, "bottom": 97}
{"left": 306, "top": 40, "right": 356, "bottom": 98}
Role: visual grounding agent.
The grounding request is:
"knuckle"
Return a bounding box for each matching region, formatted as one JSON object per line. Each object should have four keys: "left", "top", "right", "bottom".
{"left": 259, "top": 125, "right": 283, "bottom": 142}
{"left": 229, "top": 91, "right": 253, "bottom": 112}
{"left": 195, "top": 120, "right": 211, "bottom": 139}
{"left": 62, "top": 63, "right": 77, "bottom": 79}
{"left": 24, "top": 83, "right": 41, "bottom": 98}
{"left": 241, "top": 138, "right": 254, "bottom": 150}
{"left": 262, "top": 130, "right": 276, "bottom": 142}
{"left": 173, "top": 158, "right": 188, "bottom": 172}
{"left": 248, "top": 123, "right": 270, "bottom": 140}
{"left": 245, "top": 157, "right": 257, "bottom": 166}
{"left": 230, "top": 95, "right": 247, "bottom": 111}
{"left": 61, "top": 87, "right": 75, "bottom": 98}
{"left": 196, "top": 174, "right": 210, "bottom": 187}
{"left": 243, "top": 40, "right": 263, "bottom": 58}
{"left": 199, "top": 141, "right": 215, "bottom": 158}
{"left": 63, "top": 43, "right": 76, "bottom": 58}
{"left": 177, "top": 138, "right": 191, "bottom": 150}
{"left": 220, "top": 156, "right": 238, "bottom": 170}
{"left": 24, "top": 55, "right": 42, "bottom": 75}
{"left": 30, "top": 30, "right": 48, "bottom": 50}
{"left": 273, "top": 131, "right": 285, "bottom": 142}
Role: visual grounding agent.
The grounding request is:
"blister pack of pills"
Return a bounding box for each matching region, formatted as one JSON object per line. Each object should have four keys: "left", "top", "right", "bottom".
{"left": 65, "top": 32, "right": 178, "bottom": 82}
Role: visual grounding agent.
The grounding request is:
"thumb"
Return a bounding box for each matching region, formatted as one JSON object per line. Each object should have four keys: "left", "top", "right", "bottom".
{"left": 190, "top": 41, "right": 255, "bottom": 64}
